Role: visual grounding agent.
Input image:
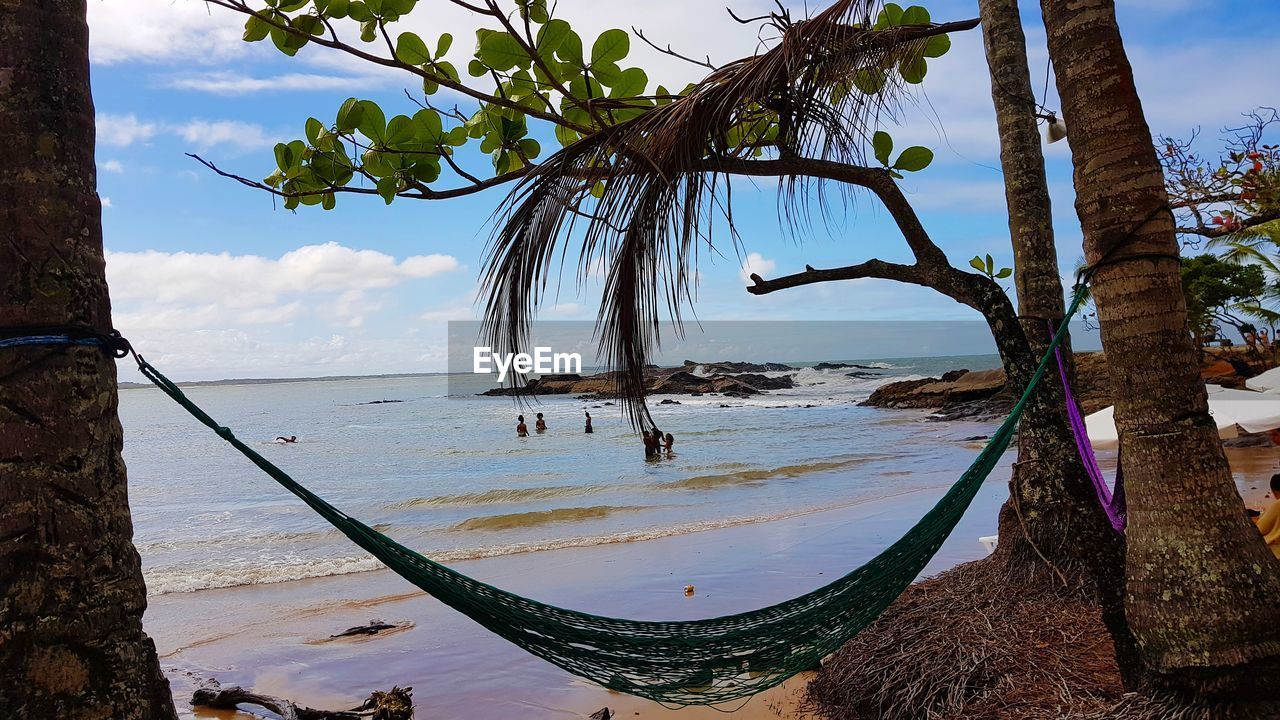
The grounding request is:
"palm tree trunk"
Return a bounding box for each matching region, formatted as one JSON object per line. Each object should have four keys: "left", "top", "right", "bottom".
{"left": 0, "top": 0, "right": 177, "bottom": 716}
{"left": 978, "top": 0, "right": 1142, "bottom": 685}
{"left": 1040, "top": 0, "right": 1280, "bottom": 700}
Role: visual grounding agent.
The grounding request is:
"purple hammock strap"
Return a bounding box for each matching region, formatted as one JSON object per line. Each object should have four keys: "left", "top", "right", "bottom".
{"left": 1054, "top": 341, "right": 1127, "bottom": 532}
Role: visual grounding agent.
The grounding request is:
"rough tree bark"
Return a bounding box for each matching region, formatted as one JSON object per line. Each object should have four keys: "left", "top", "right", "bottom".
{"left": 1041, "top": 0, "right": 1280, "bottom": 702}
{"left": 0, "top": 0, "right": 177, "bottom": 717}
{"left": 977, "top": 0, "right": 1141, "bottom": 684}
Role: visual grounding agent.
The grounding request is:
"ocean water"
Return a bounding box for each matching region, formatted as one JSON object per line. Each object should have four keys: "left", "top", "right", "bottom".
{"left": 120, "top": 354, "right": 1009, "bottom": 596}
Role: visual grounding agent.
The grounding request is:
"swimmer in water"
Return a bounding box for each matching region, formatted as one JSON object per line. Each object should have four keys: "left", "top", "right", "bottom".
{"left": 663, "top": 432, "right": 674, "bottom": 454}
{"left": 535, "top": 412, "right": 547, "bottom": 433}
{"left": 584, "top": 411, "right": 593, "bottom": 434}
{"left": 516, "top": 415, "right": 529, "bottom": 437}
{"left": 275, "top": 435, "right": 297, "bottom": 443}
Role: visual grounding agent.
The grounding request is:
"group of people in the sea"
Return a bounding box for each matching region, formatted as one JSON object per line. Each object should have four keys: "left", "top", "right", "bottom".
{"left": 514, "top": 410, "right": 675, "bottom": 457}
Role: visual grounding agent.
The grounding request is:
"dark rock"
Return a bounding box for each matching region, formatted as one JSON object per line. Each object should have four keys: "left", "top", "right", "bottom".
{"left": 357, "top": 399, "right": 404, "bottom": 405}
{"left": 659, "top": 399, "right": 682, "bottom": 405}
{"left": 682, "top": 360, "right": 798, "bottom": 373}
{"left": 863, "top": 369, "right": 1008, "bottom": 418}
{"left": 730, "top": 373, "right": 795, "bottom": 390}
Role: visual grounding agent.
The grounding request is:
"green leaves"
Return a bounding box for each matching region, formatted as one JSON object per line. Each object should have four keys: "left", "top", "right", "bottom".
{"left": 899, "top": 55, "right": 927, "bottom": 84}
{"left": 395, "top": 32, "right": 431, "bottom": 64}
{"left": 609, "top": 67, "right": 648, "bottom": 98}
{"left": 477, "top": 30, "right": 529, "bottom": 71}
{"left": 872, "top": 131, "right": 893, "bottom": 166}
{"left": 591, "top": 29, "right": 629, "bottom": 64}
{"left": 892, "top": 146, "right": 933, "bottom": 172}
{"left": 923, "top": 34, "right": 951, "bottom": 58}
{"left": 900, "top": 5, "right": 930, "bottom": 25}
{"left": 355, "top": 99, "right": 386, "bottom": 143}
{"left": 865, "top": 4, "right": 951, "bottom": 86}
{"left": 970, "top": 254, "right": 1013, "bottom": 280}
{"left": 243, "top": 12, "right": 272, "bottom": 42}
{"left": 336, "top": 97, "right": 363, "bottom": 132}
{"left": 874, "top": 3, "right": 904, "bottom": 29}
{"left": 871, "top": 131, "right": 933, "bottom": 173}
{"left": 536, "top": 19, "right": 571, "bottom": 57}
{"left": 385, "top": 115, "right": 415, "bottom": 145}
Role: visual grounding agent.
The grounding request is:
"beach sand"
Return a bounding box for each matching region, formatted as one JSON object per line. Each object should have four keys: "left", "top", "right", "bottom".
{"left": 146, "top": 446, "right": 1280, "bottom": 719}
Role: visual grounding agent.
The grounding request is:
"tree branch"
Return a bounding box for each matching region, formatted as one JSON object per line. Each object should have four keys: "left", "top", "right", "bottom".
{"left": 1178, "top": 206, "right": 1280, "bottom": 238}
{"left": 188, "top": 153, "right": 531, "bottom": 201}
{"left": 746, "top": 259, "right": 923, "bottom": 294}
{"left": 632, "top": 27, "right": 716, "bottom": 70}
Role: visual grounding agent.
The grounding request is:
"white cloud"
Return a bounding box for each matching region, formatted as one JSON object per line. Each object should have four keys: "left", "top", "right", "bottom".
{"left": 98, "top": 112, "right": 275, "bottom": 154}
{"left": 98, "top": 113, "right": 158, "bottom": 147}
{"left": 109, "top": 242, "right": 460, "bottom": 307}
{"left": 101, "top": 160, "right": 125, "bottom": 174}
{"left": 88, "top": 0, "right": 249, "bottom": 65}
{"left": 101, "top": 196, "right": 113, "bottom": 208}
{"left": 162, "top": 71, "right": 390, "bottom": 95}
{"left": 172, "top": 119, "right": 278, "bottom": 153}
{"left": 107, "top": 242, "right": 462, "bottom": 341}
{"left": 739, "top": 252, "right": 776, "bottom": 283}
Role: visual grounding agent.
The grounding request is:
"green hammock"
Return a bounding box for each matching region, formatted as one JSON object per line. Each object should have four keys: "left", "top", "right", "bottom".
{"left": 135, "top": 288, "right": 1085, "bottom": 705}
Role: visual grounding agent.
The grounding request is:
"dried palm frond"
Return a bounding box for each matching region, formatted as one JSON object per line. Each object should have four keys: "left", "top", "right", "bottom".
{"left": 481, "top": 0, "right": 962, "bottom": 424}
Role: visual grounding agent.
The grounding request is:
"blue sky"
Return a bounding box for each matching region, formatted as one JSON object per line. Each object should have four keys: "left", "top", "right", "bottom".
{"left": 88, "top": 0, "right": 1280, "bottom": 380}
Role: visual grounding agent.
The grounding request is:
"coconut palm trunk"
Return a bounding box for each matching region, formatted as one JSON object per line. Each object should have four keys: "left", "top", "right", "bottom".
{"left": 1040, "top": 0, "right": 1280, "bottom": 700}
{"left": 977, "top": 0, "right": 1141, "bottom": 683}
{"left": 0, "top": 0, "right": 177, "bottom": 716}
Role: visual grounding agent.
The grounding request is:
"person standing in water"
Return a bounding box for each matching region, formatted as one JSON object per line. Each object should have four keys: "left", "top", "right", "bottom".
{"left": 535, "top": 412, "right": 548, "bottom": 433}
{"left": 516, "top": 415, "right": 529, "bottom": 437}
{"left": 642, "top": 430, "right": 659, "bottom": 458}
{"left": 663, "top": 432, "right": 674, "bottom": 454}
{"left": 584, "top": 411, "right": 593, "bottom": 434}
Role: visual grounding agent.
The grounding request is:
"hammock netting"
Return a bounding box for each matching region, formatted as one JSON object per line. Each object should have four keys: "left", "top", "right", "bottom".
{"left": 132, "top": 288, "right": 1087, "bottom": 705}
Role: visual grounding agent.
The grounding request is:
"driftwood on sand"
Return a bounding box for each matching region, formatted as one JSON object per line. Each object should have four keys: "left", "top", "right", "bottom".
{"left": 192, "top": 683, "right": 413, "bottom": 720}
{"left": 330, "top": 620, "right": 402, "bottom": 638}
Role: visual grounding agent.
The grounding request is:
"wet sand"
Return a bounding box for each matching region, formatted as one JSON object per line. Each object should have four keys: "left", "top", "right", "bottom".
{"left": 146, "top": 445, "right": 1280, "bottom": 719}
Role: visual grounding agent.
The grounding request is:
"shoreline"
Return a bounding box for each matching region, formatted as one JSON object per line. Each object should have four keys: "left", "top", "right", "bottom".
{"left": 147, "top": 473, "right": 1017, "bottom": 719}
{"left": 141, "top": 430, "right": 1280, "bottom": 719}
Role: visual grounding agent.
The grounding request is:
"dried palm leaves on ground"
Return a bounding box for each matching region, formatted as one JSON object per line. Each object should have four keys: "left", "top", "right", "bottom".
{"left": 804, "top": 558, "right": 1123, "bottom": 720}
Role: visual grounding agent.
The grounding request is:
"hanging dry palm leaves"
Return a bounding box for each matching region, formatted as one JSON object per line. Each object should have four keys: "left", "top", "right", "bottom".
{"left": 481, "top": 0, "right": 975, "bottom": 424}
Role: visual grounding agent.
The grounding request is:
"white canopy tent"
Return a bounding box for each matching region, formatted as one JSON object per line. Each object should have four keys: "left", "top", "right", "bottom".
{"left": 1246, "top": 366, "right": 1280, "bottom": 394}
{"left": 1085, "top": 385, "right": 1280, "bottom": 449}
